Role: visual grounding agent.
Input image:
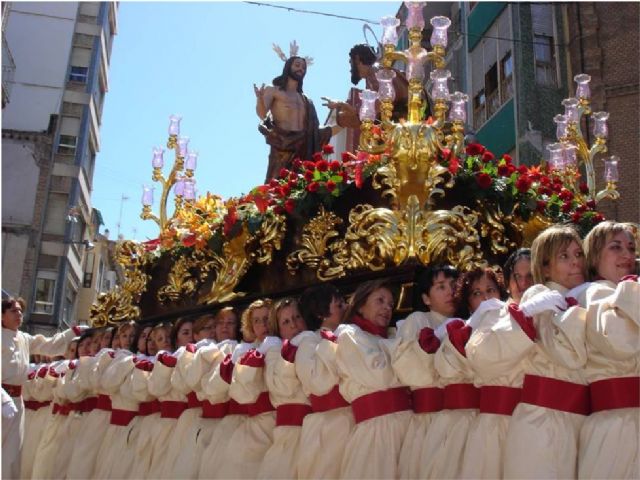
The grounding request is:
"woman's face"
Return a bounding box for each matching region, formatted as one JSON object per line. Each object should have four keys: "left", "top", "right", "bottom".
{"left": 147, "top": 334, "right": 158, "bottom": 356}
{"left": 215, "top": 311, "right": 237, "bottom": 342}
{"left": 100, "top": 330, "right": 113, "bottom": 349}
{"left": 422, "top": 272, "right": 457, "bottom": 317}
{"left": 468, "top": 273, "right": 501, "bottom": 314}
{"left": 2, "top": 301, "right": 23, "bottom": 331}
{"left": 137, "top": 326, "right": 152, "bottom": 354}
{"left": 545, "top": 240, "right": 585, "bottom": 289}
{"left": 66, "top": 341, "right": 78, "bottom": 360}
{"left": 77, "top": 337, "right": 93, "bottom": 357}
{"left": 596, "top": 231, "right": 636, "bottom": 283}
{"left": 251, "top": 307, "right": 270, "bottom": 342}
{"left": 323, "top": 296, "right": 346, "bottom": 330}
{"left": 508, "top": 258, "right": 534, "bottom": 303}
{"left": 119, "top": 326, "right": 135, "bottom": 351}
{"left": 153, "top": 328, "right": 171, "bottom": 352}
{"left": 111, "top": 335, "right": 121, "bottom": 350}
{"left": 277, "top": 304, "right": 306, "bottom": 340}
{"left": 176, "top": 321, "right": 194, "bottom": 348}
{"left": 194, "top": 318, "right": 215, "bottom": 342}
{"left": 358, "top": 287, "right": 394, "bottom": 328}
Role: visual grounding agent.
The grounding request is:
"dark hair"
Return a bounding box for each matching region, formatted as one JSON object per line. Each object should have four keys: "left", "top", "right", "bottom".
{"left": 454, "top": 267, "right": 507, "bottom": 318}
{"left": 299, "top": 284, "right": 341, "bottom": 331}
{"left": 349, "top": 44, "right": 376, "bottom": 66}
{"left": 103, "top": 327, "right": 116, "bottom": 348}
{"left": 132, "top": 324, "right": 152, "bottom": 355}
{"left": 503, "top": 248, "right": 531, "bottom": 286}
{"left": 2, "top": 297, "right": 25, "bottom": 313}
{"left": 273, "top": 56, "right": 305, "bottom": 93}
{"left": 343, "top": 279, "right": 394, "bottom": 323}
{"left": 412, "top": 265, "right": 459, "bottom": 311}
{"left": 170, "top": 317, "right": 194, "bottom": 350}
{"left": 77, "top": 329, "right": 97, "bottom": 358}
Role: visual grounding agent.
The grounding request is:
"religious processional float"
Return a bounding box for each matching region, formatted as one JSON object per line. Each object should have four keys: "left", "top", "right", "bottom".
{"left": 89, "top": 3, "right": 621, "bottom": 327}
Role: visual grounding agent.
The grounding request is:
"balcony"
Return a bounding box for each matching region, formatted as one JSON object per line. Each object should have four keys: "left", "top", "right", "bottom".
{"left": 2, "top": 34, "right": 16, "bottom": 108}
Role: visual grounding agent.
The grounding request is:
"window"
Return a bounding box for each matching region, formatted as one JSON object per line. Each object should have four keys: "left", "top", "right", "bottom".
{"left": 69, "top": 66, "right": 88, "bottom": 83}
{"left": 34, "top": 278, "right": 56, "bottom": 314}
{"left": 58, "top": 135, "right": 77, "bottom": 155}
{"left": 62, "top": 284, "right": 77, "bottom": 326}
{"left": 534, "top": 35, "right": 556, "bottom": 86}
{"left": 473, "top": 90, "right": 486, "bottom": 130}
{"left": 500, "top": 52, "right": 513, "bottom": 103}
{"left": 83, "top": 251, "right": 95, "bottom": 288}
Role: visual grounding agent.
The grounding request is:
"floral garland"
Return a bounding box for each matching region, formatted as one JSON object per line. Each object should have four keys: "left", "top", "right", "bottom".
{"left": 151, "top": 141, "right": 603, "bottom": 254}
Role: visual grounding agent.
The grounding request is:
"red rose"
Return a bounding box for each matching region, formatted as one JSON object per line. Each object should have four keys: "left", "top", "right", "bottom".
{"left": 340, "top": 171, "right": 349, "bottom": 183}
{"left": 273, "top": 205, "right": 285, "bottom": 215}
{"left": 284, "top": 198, "right": 296, "bottom": 214}
{"left": 316, "top": 160, "right": 329, "bottom": 172}
{"left": 269, "top": 179, "right": 280, "bottom": 188}
{"left": 497, "top": 164, "right": 512, "bottom": 177}
{"left": 279, "top": 168, "right": 289, "bottom": 179}
{"left": 441, "top": 148, "right": 452, "bottom": 160}
{"left": 303, "top": 160, "right": 315, "bottom": 170}
{"left": 281, "top": 184, "right": 291, "bottom": 197}
{"left": 559, "top": 189, "right": 574, "bottom": 201}
{"left": 287, "top": 179, "right": 297, "bottom": 188}
{"left": 503, "top": 154, "right": 513, "bottom": 164}
{"left": 517, "top": 165, "right": 528, "bottom": 174}
{"left": 326, "top": 180, "right": 336, "bottom": 192}
{"left": 537, "top": 185, "right": 552, "bottom": 196}
{"left": 341, "top": 152, "right": 353, "bottom": 162}
{"left": 329, "top": 160, "right": 341, "bottom": 172}
{"left": 292, "top": 158, "right": 302, "bottom": 170}
{"left": 307, "top": 181, "right": 320, "bottom": 193}
{"left": 540, "top": 176, "right": 551, "bottom": 186}
{"left": 304, "top": 170, "right": 314, "bottom": 182}
{"left": 536, "top": 200, "right": 547, "bottom": 212}
{"left": 561, "top": 201, "right": 573, "bottom": 213}
{"left": 475, "top": 172, "right": 493, "bottom": 189}
{"left": 465, "top": 143, "right": 485, "bottom": 156}
{"left": 586, "top": 199, "right": 596, "bottom": 209}
{"left": 593, "top": 213, "right": 605, "bottom": 223}
{"left": 515, "top": 175, "right": 532, "bottom": 193}
{"left": 551, "top": 181, "right": 563, "bottom": 193}
{"left": 322, "top": 144, "right": 334, "bottom": 155}
{"left": 448, "top": 156, "right": 460, "bottom": 175}
{"left": 579, "top": 182, "right": 589, "bottom": 194}
{"left": 481, "top": 151, "right": 495, "bottom": 163}
{"left": 312, "top": 152, "right": 323, "bottom": 162}
{"left": 575, "top": 204, "right": 587, "bottom": 214}
{"left": 223, "top": 207, "right": 238, "bottom": 237}
{"left": 182, "top": 233, "right": 196, "bottom": 248}
{"left": 571, "top": 211, "right": 583, "bottom": 223}
{"left": 289, "top": 172, "right": 298, "bottom": 182}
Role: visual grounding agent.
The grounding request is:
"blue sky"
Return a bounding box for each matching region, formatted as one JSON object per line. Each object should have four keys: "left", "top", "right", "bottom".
{"left": 92, "top": 1, "right": 398, "bottom": 242}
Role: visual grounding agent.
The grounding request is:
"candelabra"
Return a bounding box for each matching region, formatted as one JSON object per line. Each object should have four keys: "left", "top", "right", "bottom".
{"left": 359, "top": 2, "right": 467, "bottom": 207}
{"left": 548, "top": 74, "right": 619, "bottom": 203}
{"left": 140, "top": 115, "right": 198, "bottom": 231}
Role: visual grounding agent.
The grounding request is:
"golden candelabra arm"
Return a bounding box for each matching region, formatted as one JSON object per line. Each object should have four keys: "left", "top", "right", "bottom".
{"left": 140, "top": 205, "right": 161, "bottom": 227}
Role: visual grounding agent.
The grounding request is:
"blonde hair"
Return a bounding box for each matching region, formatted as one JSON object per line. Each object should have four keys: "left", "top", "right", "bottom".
{"left": 584, "top": 221, "right": 636, "bottom": 280}
{"left": 268, "top": 298, "right": 298, "bottom": 337}
{"left": 531, "top": 225, "right": 583, "bottom": 284}
{"left": 192, "top": 314, "right": 215, "bottom": 336}
{"left": 240, "top": 299, "right": 273, "bottom": 341}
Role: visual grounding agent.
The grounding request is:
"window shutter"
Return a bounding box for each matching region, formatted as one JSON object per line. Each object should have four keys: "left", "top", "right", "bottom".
{"left": 531, "top": 4, "right": 554, "bottom": 36}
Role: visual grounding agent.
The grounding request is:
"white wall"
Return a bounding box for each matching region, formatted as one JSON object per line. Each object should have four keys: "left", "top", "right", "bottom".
{"left": 3, "top": 2, "right": 78, "bottom": 131}
{"left": 1, "top": 231, "right": 29, "bottom": 297}
{"left": 1, "top": 139, "right": 39, "bottom": 225}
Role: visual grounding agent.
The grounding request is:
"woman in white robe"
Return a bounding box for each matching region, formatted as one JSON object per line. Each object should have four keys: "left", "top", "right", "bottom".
{"left": 336, "top": 280, "right": 412, "bottom": 479}
{"left": 579, "top": 221, "right": 639, "bottom": 479}
{"left": 295, "top": 284, "right": 352, "bottom": 479}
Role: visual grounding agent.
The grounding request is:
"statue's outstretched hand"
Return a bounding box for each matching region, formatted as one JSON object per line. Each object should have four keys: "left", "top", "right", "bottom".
{"left": 254, "top": 83, "right": 266, "bottom": 98}
{"left": 321, "top": 96, "right": 344, "bottom": 110}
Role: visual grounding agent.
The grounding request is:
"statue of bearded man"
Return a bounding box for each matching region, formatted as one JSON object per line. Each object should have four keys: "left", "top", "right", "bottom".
{"left": 254, "top": 56, "right": 341, "bottom": 181}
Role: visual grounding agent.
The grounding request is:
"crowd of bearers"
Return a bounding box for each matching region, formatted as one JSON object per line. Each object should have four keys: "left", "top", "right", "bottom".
{"left": 5, "top": 221, "right": 639, "bottom": 479}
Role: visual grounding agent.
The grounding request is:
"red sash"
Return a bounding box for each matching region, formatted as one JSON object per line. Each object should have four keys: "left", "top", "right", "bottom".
{"left": 53, "top": 403, "right": 71, "bottom": 416}
{"left": 110, "top": 408, "right": 137, "bottom": 426}
{"left": 309, "top": 385, "right": 349, "bottom": 413}
{"left": 2, "top": 383, "right": 22, "bottom": 397}
{"left": 247, "top": 391, "right": 275, "bottom": 417}
{"left": 160, "top": 400, "right": 188, "bottom": 419}
{"left": 228, "top": 399, "right": 248, "bottom": 416}
{"left": 186, "top": 391, "right": 203, "bottom": 409}
{"left": 521, "top": 374, "right": 590, "bottom": 415}
{"left": 479, "top": 386, "right": 521, "bottom": 415}
{"left": 24, "top": 400, "right": 51, "bottom": 411}
{"left": 202, "top": 400, "right": 229, "bottom": 419}
{"left": 138, "top": 400, "right": 160, "bottom": 416}
{"left": 590, "top": 377, "right": 639, "bottom": 412}
{"left": 412, "top": 387, "right": 444, "bottom": 413}
{"left": 443, "top": 383, "right": 480, "bottom": 410}
{"left": 351, "top": 387, "right": 411, "bottom": 424}
{"left": 96, "top": 394, "right": 112, "bottom": 411}
{"left": 275, "top": 403, "right": 312, "bottom": 426}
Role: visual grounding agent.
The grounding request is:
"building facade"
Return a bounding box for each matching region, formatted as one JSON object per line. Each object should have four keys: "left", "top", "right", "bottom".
{"left": 2, "top": 2, "right": 118, "bottom": 334}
